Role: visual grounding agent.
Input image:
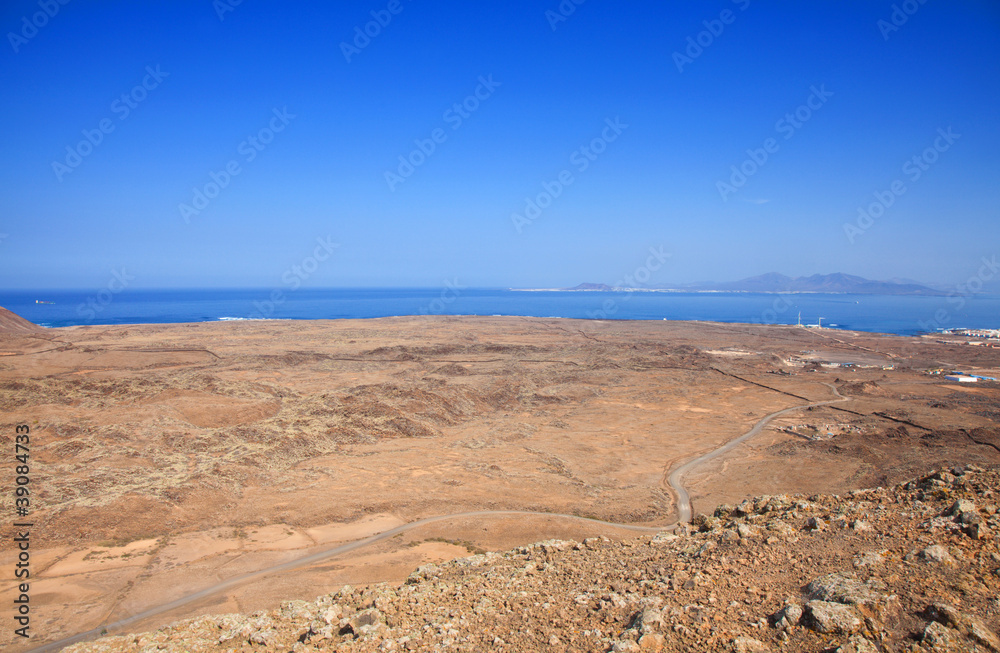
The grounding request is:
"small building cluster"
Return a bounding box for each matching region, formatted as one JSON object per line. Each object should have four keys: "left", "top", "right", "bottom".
{"left": 933, "top": 371, "right": 999, "bottom": 383}
{"left": 949, "top": 328, "right": 1000, "bottom": 339}
{"left": 940, "top": 328, "right": 1000, "bottom": 346}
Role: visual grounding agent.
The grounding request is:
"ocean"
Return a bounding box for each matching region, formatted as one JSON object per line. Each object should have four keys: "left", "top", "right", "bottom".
{"left": 2, "top": 288, "right": 998, "bottom": 336}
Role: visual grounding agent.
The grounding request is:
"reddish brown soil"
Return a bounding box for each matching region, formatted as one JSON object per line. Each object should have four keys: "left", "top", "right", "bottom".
{"left": 1, "top": 315, "right": 998, "bottom": 650}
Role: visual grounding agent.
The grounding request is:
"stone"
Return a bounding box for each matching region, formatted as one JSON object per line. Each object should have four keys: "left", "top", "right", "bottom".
{"left": 838, "top": 634, "right": 880, "bottom": 653}
{"left": 920, "top": 545, "right": 955, "bottom": 565}
{"left": 638, "top": 632, "right": 665, "bottom": 651}
{"left": 731, "top": 635, "right": 769, "bottom": 652}
{"left": 960, "top": 511, "right": 982, "bottom": 525}
{"left": 967, "top": 619, "right": 1000, "bottom": 651}
{"left": 964, "top": 520, "right": 992, "bottom": 540}
{"left": 936, "top": 471, "right": 957, "bottom": 484}
{"left": 768, "top": 521, "right": 796, "bottom": 536}
{"left": 249, "top": 628, "right": 277, "bottom": 646}
{"left": 631, "top": 606, "right": 664, "bottom": 634}
{"left": 806, "top": 572, "right": 900, "bottom": 621}
{"left": 322, "top": 605, "right": 343, "bottom": 624}
{"left": 347, "top": 608, "right": 383, "bottom": 634}
{"left": 406, "top": 564, "right": 440, "bottom": 584}
{"left": 612, "top": 640, "right": 641, "bottom": 652}
{"left": 669, "top": 571, "right": 690, "bottom": 591}
{"left": 651, "top": 532, "right": 678, "bottom": 545}
{"left": 538, "top": 539, "right": 573, "bottom": 553}
{"left": 946, "top": 499, "right": 976, "bottom": 517}
{"left": 852, "top": 551, "right": 884, "bottom": 568}
{"left": 922, "top": 620, "right": 964, "bottom": 649}
{"left": 927, "top": 603, "right": 1000, "bottom": 651}
{"left": 715, "top": 504, "right": 734, "bottom": 518}
{"left": 806, "top": 572, "right": 879, "bottom": 606}
{"left": 803, "top": 600, "right": 862, "bottom": 634}
{"left": 770, "top": 603, "right": 802, "bottom": 629}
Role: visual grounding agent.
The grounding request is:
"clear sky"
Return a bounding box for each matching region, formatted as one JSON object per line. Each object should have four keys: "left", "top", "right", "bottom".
{"left": 1, "top": 0, "right": 998, "bottom": 290}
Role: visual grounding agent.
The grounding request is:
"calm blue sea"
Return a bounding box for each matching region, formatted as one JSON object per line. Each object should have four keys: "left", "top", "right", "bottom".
{"left": 2, "top": 288, "right": 998, "bottom": 336}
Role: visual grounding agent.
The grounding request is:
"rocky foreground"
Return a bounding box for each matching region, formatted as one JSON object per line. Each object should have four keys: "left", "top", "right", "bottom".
{"left": 67, "top": 467, "right": 1000, "bottom": 653}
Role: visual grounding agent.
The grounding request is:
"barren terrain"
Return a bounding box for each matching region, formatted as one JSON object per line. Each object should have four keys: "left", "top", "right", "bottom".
{"left": 65, "top": 466, "right": 1000, "bottom": 652}
{"left": 1, "top": 315, "right": 998, "bottom": 651}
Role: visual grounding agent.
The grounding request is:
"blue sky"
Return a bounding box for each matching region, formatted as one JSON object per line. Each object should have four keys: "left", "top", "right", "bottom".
{"left": 1, "top": 0, "right": 998, "bottom": 289}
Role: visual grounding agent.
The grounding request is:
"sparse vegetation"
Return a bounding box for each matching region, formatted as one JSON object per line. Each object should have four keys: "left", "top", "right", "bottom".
{"left": 3, "top": 316, "right": 998, "bottom": 649}
{"left": 408, "top": 537, "right": 486, "bottom": 556}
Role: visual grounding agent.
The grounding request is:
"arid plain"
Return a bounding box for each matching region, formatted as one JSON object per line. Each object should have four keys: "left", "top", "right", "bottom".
{"left": 1, "top": 313, "right": 998, "bottom": 651}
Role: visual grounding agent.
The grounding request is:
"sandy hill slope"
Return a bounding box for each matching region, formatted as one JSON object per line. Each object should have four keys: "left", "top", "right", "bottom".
{"left": 66, "top": 466, "right": 1000, "bottom": 653}
{"left": 0, "top": 306, "right": 44, "bottom": 333}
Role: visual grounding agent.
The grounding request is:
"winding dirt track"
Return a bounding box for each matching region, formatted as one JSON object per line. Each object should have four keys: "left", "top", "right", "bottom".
{"left": 665, "top": 383, "right": 847, "bottom": 523}
{"left": 30, "top": 512, "right": 661, "bottom": 653}
{"left": 32, "top": 385, "right": 847, "bottom": 653}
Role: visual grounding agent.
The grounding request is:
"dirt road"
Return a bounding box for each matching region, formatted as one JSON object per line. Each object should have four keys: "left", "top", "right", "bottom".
{"left": 33, "top": 385, "right": 848, "bottom": 653}
{"left": 665, "top": 383, "right": 847, "bottom": 522}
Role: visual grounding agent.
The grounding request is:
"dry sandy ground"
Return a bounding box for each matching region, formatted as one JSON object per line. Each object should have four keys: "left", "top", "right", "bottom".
{"left": 0, "top": 316, "right": 998, "bottom": 650}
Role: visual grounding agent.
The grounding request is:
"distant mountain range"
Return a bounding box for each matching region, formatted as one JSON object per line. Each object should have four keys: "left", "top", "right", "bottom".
{"left": 565, "top": 282, "right": 615, "bottom": 291}
{"left": 564, "top": 273, "right": 947, "bottom": 295}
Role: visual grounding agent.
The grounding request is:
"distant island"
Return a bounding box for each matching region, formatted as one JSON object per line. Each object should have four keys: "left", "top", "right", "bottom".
{"left": 527, "top": 273, "right": 947, "bottom": 296}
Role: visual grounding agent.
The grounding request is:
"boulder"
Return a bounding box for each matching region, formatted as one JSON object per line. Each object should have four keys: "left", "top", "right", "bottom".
{"left": 630, "top": 606, "right": 664, "bottom": 635}
{"left": 920, "top": 545, "right": 955, "bottom": 565}
{"left": 803, "top": 600, "right": 862, "bottom": 634}
{"left": 852, "top": 551, "right": 884, "bottom": 568}
{"left": 249, "top": 628, "right": 278, "bottom": 646}
{"left": 347, "top": 608, "right": 384, "bottom": 634}
{"left": 406, "top": 564, "right": 441, "bottom": 584}
{"left": 926, "top": 603, "right": 1000, "bottom": 651}
{"left": 731, "top": 635, "right": 769, "bottom": 652}
{"left": 964, "top": 520, "right": 992, "bottom": 540}
{"left": 767, "top": 520, "right": 797, "bottom": 536}
{"left": 922, "top": 620, "right": 965, "bottom": 650}
{"left": 806, "top": 572, "right": 879, "bottom": 605}
{"left": 946, "top": 499, "right": 976, "bottom": 517}
{"left": 651, "top": 532, "right": 678, "bottom": 545}
{"left": 770, "top": 603, "right": 802, "bottom": 630}
{"left": 806, "top": 571, "right": 898, "bottom": 625}
{"left": 638, "top": 632, "right": 665, "bottom": 651}
{"left": 714, "top": 504, "right": 735, "bottom": 518}
{"left": 837, "top": 634, "right": 880, "bottom": 653}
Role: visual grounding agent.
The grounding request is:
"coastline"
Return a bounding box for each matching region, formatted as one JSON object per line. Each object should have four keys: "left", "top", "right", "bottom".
{"left": 3, "top": 288, "right": 999, "bottom": 337}
{"left": 4, "top": 314, "right": 999, "bottom": 651}
{"left": 509, "top": 287, "right": 953, "bottom": 296}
